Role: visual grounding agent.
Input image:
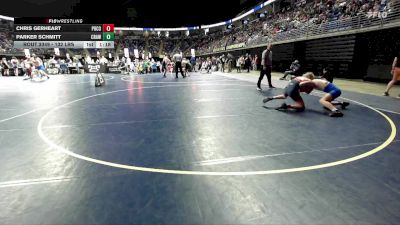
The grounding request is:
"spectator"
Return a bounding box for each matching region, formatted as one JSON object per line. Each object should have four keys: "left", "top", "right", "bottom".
{"left": 1, "top": 57, "right": 10, "bottom": 76}
{"left": 280, "top": 60, "right": 301, "bottom": 80}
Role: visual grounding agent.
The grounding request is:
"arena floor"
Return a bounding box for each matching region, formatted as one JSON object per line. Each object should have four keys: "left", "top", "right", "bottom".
{"left": 0, "top": 72, "right": 399, "bottom": 225}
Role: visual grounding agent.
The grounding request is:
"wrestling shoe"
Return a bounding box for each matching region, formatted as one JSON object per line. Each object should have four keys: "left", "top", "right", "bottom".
{"left": 263, "top": 97, "right": 273, "bottom": 103}
{"left": 275, "top": 103, "right": 288, "bottom": 110}
{"left": 341, "top": 102, "right": 350, "bottom": 109}
{"left": 329, "top": 110, "right": 343, "bottom": 117}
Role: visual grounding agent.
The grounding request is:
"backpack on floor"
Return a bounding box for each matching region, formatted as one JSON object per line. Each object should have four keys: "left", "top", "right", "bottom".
{"left": 95, "top": 73, "right": 105, "bottom": 87}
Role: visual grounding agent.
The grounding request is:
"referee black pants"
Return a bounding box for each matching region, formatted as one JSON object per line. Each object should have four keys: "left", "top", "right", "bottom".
{"left": 175, "top": 62, "right": 184, "bottom": 78}
{"left": 257, "top": 65, "right": 273, "bottom": 88}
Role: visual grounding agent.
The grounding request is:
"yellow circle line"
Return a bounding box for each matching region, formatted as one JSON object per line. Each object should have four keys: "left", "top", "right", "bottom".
{"left": 37, "top": 85, "right": 397, "bottom": 176}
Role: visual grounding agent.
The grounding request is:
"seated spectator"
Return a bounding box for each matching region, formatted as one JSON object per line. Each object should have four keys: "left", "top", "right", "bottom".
{"left": 280, "top": 60, "right": 301, "bottom": 80}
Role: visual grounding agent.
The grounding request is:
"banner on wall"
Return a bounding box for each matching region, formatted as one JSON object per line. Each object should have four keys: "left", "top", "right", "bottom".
{"left": 213, "top": 47, "right": 225, "bottom": 52}
{"left": 226, "top": 42, "right": 246, "bottom": 50}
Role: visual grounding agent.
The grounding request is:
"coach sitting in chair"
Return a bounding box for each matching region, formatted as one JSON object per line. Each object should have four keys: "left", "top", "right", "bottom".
{"left": 280, "top": 60, "right": 301, "bottom": 80}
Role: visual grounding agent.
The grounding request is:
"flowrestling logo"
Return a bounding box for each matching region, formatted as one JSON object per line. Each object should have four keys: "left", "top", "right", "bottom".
{"left": 367, "top": 11, "right": 388, "bottom": 19}
{"left": 47, "top": 19, "right": 84, "bottom": 24}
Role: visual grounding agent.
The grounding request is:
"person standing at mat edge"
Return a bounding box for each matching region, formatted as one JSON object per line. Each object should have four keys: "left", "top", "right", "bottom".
{"left": 383, "top": 54, "right": 400, "bottom": 97}
{"left": 173, "top": 52, "right": 185, "bottom": 78}
{"left": 257, "top": 44, "right": 275, "bottom": 90}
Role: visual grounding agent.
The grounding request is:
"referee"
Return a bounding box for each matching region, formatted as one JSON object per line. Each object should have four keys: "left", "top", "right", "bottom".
{"left": 257, "top": 44, "right": 275, "bottom": 90}
{"left": 173, "top": 52, "right": 185, "bottom": 78}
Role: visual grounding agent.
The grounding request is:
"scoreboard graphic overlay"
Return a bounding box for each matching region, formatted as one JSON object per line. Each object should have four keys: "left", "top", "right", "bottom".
{"left": 13, "top": 18, "right": 114, "bottom": 49}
